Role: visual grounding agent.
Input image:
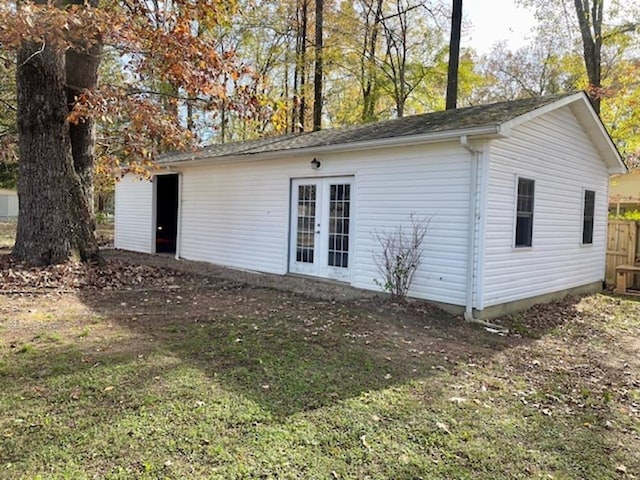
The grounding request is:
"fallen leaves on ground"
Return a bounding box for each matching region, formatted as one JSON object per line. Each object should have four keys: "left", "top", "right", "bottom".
{"left": 0, "top": 257, "right": 183, "bottom": 291}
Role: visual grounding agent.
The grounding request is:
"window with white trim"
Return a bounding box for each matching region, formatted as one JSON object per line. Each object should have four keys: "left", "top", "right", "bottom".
{"left": 582, "top": 190, "right": 595, "bottom": 244}
{"left": 515, "top": 177, "right": 534, "bottom": 247}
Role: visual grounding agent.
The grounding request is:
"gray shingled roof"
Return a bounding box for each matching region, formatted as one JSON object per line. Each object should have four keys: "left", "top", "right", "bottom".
{"left": 160, "top": 92, "right": 580, "bottom": 164}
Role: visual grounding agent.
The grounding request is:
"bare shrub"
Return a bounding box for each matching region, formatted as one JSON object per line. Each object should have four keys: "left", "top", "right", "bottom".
{"left": 373, "top": 213, "right": 430, "bottom": 300}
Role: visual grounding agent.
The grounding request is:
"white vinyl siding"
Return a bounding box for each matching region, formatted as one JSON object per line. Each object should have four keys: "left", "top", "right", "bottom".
{"left": 175, "top": 142, "right": 472, "bottom": 306}
{"left": 352, "top": 144, "right": 472, "bottom": 305}
{"left": 114, "top": 175, "right": 154, "bottom": 253}
{"left": 482, "top": 106, "right": 609, "bottom": 308}
{"left": 178, "top": 162, "right": 289, "bottom": 275}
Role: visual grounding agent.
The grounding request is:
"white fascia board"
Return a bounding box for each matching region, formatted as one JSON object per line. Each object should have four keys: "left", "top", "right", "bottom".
{"left": 609, "top": 166, "right": 628, "bottom": 175}
{"left": 162, "top": 125, "right": 502, "bottom": 168}
{"left": 569, "top": 97, "right": 627, "bottom": 174}
{"left": 498, "top": 92, "right": 586, "bottom": 132}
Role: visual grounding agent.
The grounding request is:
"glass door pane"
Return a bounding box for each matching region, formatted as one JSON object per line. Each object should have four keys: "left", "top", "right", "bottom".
{"left": 296, "top": 184, "right": 316, "bottom": 264}
{"left": 328, "top": 183, "right": 350, "bottom": 268}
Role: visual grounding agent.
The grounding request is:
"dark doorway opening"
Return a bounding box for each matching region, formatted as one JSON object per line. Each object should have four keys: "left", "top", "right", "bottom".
{"left": 155, "top": 174, "right": 179, "bottom": 254}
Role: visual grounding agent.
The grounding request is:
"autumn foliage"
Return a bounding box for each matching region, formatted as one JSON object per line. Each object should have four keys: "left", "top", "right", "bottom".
{"left": 0, "top": 0, "right": 265, "bottom": 179}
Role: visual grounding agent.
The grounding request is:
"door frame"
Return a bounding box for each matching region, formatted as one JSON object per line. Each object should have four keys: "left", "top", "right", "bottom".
{"left": 288, "top": 176, "right": 355, "bottom": 282}
{"left": 152, "top": 172, "right": 180, "bottom": 255}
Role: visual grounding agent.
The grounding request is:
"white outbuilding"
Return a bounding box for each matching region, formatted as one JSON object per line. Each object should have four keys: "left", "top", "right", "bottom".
{"left": 115, "top": 92, "right": 627, "bottom": 318}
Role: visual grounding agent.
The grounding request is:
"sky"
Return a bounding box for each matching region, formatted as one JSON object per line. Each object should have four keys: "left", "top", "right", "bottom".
{"left": 462, "top": 0, "right": 538, "bottom": 54}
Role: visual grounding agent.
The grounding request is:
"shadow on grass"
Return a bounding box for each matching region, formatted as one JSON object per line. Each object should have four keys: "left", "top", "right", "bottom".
{"left": 73, "top": 283, "right": 513, "bottom": 418}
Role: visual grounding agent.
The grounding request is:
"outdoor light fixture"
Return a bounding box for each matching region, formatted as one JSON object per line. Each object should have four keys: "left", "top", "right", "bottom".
{"left": 310, "top": 158, "right": 321, "bottom": 169}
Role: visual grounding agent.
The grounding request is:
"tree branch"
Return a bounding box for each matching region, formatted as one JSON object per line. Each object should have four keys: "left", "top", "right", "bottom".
{"left": 18, "top": 41, "right": 46, "bottom": 67}
{"left": 0, "top": 98, "right": 16, "bottom": 111}
{"left": 603, "top": 22, "right": 639, "bottom": 40}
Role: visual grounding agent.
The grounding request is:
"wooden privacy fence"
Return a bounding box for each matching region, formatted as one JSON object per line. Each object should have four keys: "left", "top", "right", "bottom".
{"left": 606, "top": 219, "right": 640, "bottom": 286}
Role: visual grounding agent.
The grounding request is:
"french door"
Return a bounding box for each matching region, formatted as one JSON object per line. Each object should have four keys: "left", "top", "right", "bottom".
{"left": 289, "top": 177, "right": 354, "bottom": 281}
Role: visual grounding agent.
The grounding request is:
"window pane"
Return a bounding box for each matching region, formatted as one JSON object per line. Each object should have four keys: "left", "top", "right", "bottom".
{"left": 583, "top": 190, "right": 595, "bottom": 244}
{"left": 516, "top": 216, "right": 533, "bottom": 247}
{"left": 515, "top": 178, "right": 534, "bottom": 247}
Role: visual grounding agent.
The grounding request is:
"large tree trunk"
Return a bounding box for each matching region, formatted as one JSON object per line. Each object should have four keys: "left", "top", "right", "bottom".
{"left": 14, "top": 42, "right": 75, "bottom": 265}
{"left": 65, "top": 0, "right": 102, "bottom": 263}
{"left": 67, "top": 158, "right": 102, "bottom": 263}
{"left": 13, "top": 39, "right": 102, "bottom": 265}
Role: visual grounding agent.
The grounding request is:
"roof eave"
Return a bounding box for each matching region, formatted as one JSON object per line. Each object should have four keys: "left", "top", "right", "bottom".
{"left": 161, "top": 125, "right": 503, "bottom": 167}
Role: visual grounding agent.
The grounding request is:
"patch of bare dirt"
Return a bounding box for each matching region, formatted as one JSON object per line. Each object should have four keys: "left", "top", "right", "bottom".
{"left": 486, "top": 293, "right": 640, "bottom": 425}
{"left": 492, "top": 295, "right": 585, "bottom": 334}
{"left": 97, "top": 250, "right": 510, "bottom": 361}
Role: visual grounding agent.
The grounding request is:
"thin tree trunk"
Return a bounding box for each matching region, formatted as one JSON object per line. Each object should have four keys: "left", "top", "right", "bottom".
{"left": 361, "top": 0, "right": 383, "bottom": 123}
{"left": 284, "top": 56, "right": 290, "bottom": 130}
{"left": 14, "top": 41, "right": 74, "bottom": 265}
{"left": 186, "top": 98, "right": 194, "bottom": 132}
{"left": 298, "top": 0, "right": 308, "bottom": 132}
{"left": 220, "top": 100, "right": 227, "bottom": 143}
{"left": 574, "top": 0, "right": 602, "bottom": 112}
{"left": 446, "top": 0, "right": 462, "bottom": 110}
{"left": 313, "top": 0, "right": 323, "bottom": 131}
{"left": 380, "top": 0, "right": 409, "bottom": 118}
